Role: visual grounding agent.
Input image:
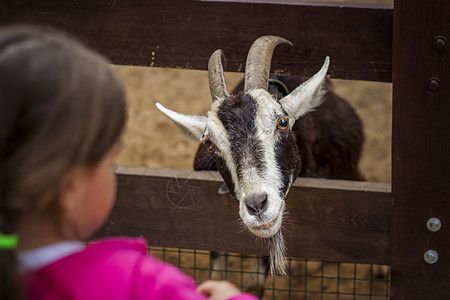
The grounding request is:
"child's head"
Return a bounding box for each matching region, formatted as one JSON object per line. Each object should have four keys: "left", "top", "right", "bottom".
{"left": 0, "top": 24, "right": 126, "bottom": 241}
{"left": 0, "top": 24, "right": 126, "bottom": 299}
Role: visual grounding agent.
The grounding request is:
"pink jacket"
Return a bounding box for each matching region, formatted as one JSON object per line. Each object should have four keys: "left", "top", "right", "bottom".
{"left": 22, "top": 237, "right": 257, "bottom": 300}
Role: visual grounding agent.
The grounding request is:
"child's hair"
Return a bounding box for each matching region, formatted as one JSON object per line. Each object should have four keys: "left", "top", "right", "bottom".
{"left": 0, "top": 25, "right": 127, "bottom": 299}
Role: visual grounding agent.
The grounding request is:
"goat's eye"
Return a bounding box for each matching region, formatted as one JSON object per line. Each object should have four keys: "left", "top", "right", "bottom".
{"left": 204, "top": 138, "right": 214, "bottom": 152}
{"left": 277, "top": 117, "right": 289, "bottom": 130}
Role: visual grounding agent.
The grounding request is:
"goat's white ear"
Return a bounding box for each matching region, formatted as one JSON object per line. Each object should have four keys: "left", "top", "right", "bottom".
{"left": 156, "top": 103, "right": 206, "bottom": 141}
{"left": 279, "top": 57, "right": 329, "bottom": 120}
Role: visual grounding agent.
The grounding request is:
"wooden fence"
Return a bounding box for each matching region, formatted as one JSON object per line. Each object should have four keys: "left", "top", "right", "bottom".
{"left": 2, "top": 1, "right": 449, "bottom": 299}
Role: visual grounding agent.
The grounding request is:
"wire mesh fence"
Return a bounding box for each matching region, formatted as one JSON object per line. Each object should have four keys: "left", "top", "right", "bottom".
{"left": 149, "top": 247, "right": 390, "bottom": 300}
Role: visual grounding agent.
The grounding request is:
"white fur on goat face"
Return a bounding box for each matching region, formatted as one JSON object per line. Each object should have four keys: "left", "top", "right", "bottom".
{"left": 202, "top": 89, "right": 301, "bottom": 238}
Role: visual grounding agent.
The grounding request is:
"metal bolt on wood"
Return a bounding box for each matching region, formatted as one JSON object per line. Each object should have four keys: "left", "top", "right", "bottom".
{"left": 434, "top": 36, "right": 447, "bottom": 52}
{"left": 427, "top": 217, "right": 441, "bottom": 232}
{"left": 424, "top": 250, "right": 439, "bottom": 264}
{"left": 428, "top": 78, "right": 440, "bottom": 92}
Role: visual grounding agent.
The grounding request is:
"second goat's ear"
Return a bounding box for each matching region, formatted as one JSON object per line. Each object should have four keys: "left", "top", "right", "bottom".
{"left": 279, "top": 57, "right": 329, "bottom": 120}
{"left": 156, "top": 103, "right": 207, "bottom": 141}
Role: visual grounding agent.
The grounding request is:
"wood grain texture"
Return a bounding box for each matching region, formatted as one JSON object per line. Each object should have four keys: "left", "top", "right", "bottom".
{"left": 0, "top": 0, "right": 392, "bottom": 81}
{"left": 392, "top": 0, "right": 450, "bottom": 298}
{"left": 94, "top": 166, "right": 392, "bottom": 265}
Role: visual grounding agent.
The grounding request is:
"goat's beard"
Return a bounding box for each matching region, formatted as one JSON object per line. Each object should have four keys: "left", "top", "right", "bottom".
{"left": 268, "top": 229, "right": 287, "bottom": 275}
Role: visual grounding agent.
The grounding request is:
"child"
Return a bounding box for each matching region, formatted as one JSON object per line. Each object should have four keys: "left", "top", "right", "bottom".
{"left": 0, "top": 25, "right": 258, "bottom": 300}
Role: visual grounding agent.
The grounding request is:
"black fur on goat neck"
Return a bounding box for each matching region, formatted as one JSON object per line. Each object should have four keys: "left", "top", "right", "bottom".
{"left": 193, "top": 75, "right": 365, "bottom": 186}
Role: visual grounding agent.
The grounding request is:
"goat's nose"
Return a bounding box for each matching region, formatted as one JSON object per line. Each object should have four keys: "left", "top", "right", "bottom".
{"left": 245, "top": 193, "right": 268, "bottom": 216}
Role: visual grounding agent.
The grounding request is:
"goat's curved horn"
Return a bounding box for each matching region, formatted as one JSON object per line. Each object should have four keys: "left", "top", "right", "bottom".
{"left": 208, "top": 49, "right": 229, "bottom": 102}
{"left": 244, "top": 36, "right": 292, "bottom": 92}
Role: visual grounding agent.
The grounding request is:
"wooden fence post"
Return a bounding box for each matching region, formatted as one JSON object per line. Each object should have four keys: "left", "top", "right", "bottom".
{"left": 392, "top": 0, "right": 450, "bottom": 299}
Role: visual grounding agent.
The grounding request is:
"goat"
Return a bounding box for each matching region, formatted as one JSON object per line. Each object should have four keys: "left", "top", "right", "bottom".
{"left": 156, "top": 36, "right": 364, "bottom": 276}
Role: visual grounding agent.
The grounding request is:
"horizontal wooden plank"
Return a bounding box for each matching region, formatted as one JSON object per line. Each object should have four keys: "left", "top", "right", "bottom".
{"left": 94, "top": 166, "right": 392, "bottom": 265}
{"left": 1, "top": 0, "right": 393, "bottom": 82}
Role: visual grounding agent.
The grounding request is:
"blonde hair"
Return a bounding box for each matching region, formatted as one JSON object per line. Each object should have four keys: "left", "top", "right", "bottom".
{"left": 0, "top": 25, "right": 127, "bottom": 299}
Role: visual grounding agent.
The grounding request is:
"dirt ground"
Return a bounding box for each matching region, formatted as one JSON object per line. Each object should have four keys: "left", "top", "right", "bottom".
{"left": 113, "top": 66, "right": 392, "bottom": 183}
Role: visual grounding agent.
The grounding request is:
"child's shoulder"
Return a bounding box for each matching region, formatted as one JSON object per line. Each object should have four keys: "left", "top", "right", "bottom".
{"left": 75, "top": 237, "right": 150, "bottom": 268}
{"left": 85, "top": 237, "right": 173, "bottom": 274}
{"left": 86, "top": 236, "right": 149, "bottom": 257}
{"left": 84, "top": 238, "right": 209, "bottom": 299}
{"left": 80, "top": 237, "right": 165, "bottom": 276}
{"left": 58, "top": 237, "right": 205, "bottom": 299}
{"left": 27, "top": 237, "right": 179, "bottom": 299}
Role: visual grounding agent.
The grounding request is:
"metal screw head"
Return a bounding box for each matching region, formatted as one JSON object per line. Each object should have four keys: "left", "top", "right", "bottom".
{"left": 428, "top": 78, "right": 440, "bottom": 92}
{"left": 434, "top": 36, "right": 447, "bottom": 52}
{"left": 424, "top": 250, "right": 439, "bottom": 264}
{"left": 427, "top": 217, "right": 441, "bottom": 232}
